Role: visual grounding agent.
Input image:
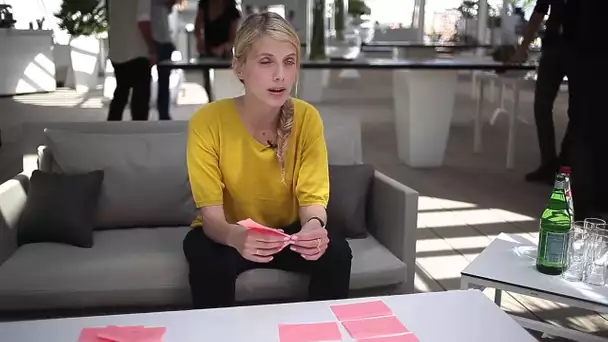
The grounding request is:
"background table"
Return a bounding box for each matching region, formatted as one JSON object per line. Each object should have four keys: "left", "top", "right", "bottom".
{"left": 160, "top": 58, "right": 535, "bottom": 168}
{"left": 0, "top": 290, "right": 535, "bottom": 341}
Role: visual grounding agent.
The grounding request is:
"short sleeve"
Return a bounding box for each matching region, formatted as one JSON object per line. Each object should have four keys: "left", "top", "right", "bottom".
{"left": 295, "top": 104, "right": 330, "bottom": 207}
{"left": 186, "top": 109, "right": 224, "bottom": 208}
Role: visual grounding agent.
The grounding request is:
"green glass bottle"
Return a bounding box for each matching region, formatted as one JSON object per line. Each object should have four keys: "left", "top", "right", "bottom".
{"left": 536, "top": 172, "right": 572, "bottom": 275}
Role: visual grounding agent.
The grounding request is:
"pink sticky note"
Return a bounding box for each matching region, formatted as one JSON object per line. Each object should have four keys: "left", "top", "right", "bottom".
{"left": 238, "top": 218, "right": 290, "bottom": 237}
{"left": 97, "top": 326, "right": 166, "bottom": 342}
{"left": 79, "top": 327, "right": 109, "bottom": 342}
{"left": 78, "top": 326, "right": 144, "bottom": 342}
{"left": 357, "top": 333, "right": 420, "bottom": 342}
{"left": 342, "top": 316, "right": 409, "bottom": 340}
{"left": 278, "top": 322, "right": 342, "bottom": 342}
{"left": 330, "top": 300, "right": 393, "bottom": 321}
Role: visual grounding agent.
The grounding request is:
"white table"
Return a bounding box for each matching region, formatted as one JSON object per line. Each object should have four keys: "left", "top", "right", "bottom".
{"left": 461, "top": 233, "right": 608, "bottom": 342}
{"left": 0, "top": 290, "right": 535, "bottom": 341}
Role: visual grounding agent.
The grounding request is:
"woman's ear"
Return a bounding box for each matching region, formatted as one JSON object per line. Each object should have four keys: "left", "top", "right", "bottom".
{"left": 232, "top": 56, "right": 243, "bottom": 81}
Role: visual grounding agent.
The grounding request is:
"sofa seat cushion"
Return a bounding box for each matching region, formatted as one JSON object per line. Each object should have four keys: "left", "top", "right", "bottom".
{"left": 0, "top": 228, "right": 406, "bottom": 311}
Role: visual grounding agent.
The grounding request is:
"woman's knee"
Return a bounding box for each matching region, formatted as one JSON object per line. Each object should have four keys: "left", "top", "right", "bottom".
{"left": 323, "top": 235, "right": 353, "bottom": 267}
{"left": 183, "top": 228, "right": 235, "bottom": 270}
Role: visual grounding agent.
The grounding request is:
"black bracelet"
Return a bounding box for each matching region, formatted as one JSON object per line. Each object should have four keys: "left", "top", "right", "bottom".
{"left": 307, "top": 216, "right": 326, "bottom": 228}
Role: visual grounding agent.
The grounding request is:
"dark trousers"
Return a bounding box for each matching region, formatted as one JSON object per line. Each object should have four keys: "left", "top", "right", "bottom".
{"left": 155, "top": 42, "right": 175, "bottom": 120}
{"left": 183, "top": 222, "right": 353, "bottom": 309}
{"left": 533, "top": 44, "right": 574, "bottom": 167}
{"left": 107, "top": 57, "right": 151, "bottom": 121}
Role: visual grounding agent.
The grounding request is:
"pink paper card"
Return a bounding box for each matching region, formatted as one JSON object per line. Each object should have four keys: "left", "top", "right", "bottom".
{"left": 357, "top": 333, "right": 420, "bottom": 342}
{"left": 238, "top": 218, "right": 290, "bottom": 237}
{"left": 342, "top": 316, "right": 409, "bottom": 340}
{"left": 330, "top": 300, "right": 393, "bottom": 321}
{"left": 97, "top": 326, "right": 166, "bottom": 342}
{"left": 78, "top": 326, "right": 146, "bottom": 342}
{"left": 278, "top": 322, "right": 342, "bottom": 342}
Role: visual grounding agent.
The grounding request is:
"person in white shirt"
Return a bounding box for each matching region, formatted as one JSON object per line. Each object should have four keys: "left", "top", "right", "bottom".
{"left": 151, "top": 0, "right": 182, "bottom": 120}
{"left": 107, "top": 0, "right": 155, "bottom": 121}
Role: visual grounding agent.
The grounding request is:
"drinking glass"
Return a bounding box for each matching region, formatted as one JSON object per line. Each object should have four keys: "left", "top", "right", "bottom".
{"left": 562, "top": 221, "right": 587, "bottom": 281}
{"left": 584, "top": 218, "right": 606, "bottom": 232}
{"left": 583, "top": 230, "right": 608, "bottom": 286}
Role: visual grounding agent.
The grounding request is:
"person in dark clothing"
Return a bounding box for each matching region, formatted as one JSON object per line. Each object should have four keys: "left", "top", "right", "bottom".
{"left": 512, "top": 0, "right": 571, "bottom": 184}
{"left": 107, "top": 0, "right": 155, "bottom": 121}
{"left": 194, "top": 0, "right": 241, "bottom": 57}
{"left": 562, "top": 0, "right": 608, "bottom": 219}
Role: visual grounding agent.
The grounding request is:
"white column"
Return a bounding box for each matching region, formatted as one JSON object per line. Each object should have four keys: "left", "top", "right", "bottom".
{"left": 417, "top": 0, "right": 426, "bottom": 41}
{"left": 477, "top": 0, "right": 488, "bottom": 55}
{"left": 500, "top": 0, "right": 509, "bottom": 45}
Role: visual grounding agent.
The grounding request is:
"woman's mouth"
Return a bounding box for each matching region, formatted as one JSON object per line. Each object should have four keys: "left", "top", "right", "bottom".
{"left": 268, "top": 87, "right": 286, "bottom": 96}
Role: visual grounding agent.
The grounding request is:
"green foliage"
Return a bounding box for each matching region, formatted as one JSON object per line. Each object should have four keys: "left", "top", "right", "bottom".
{"left": 348, "top": 0, "right": 371, "bottom": 17}
{"left": 55, "top": 0, "right": 107, "bottom": 36}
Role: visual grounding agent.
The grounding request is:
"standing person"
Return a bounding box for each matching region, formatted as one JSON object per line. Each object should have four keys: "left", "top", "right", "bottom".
{"left": 563, "top": 0, "right": 608, "bottom": 219}
{"left": 183, "top": 12, "right": 353, "bottom": 309}
{"left": 151, "top": 0, "right": 181, "bottom": 120}
{"left": 511, "top": 0, "right": 570, "bottom": 184}
{"left": 107, "top": 0, "right": 155, "bottom": 121}
{"left": 194, "top": 0, "right": 241, "bottom": 58}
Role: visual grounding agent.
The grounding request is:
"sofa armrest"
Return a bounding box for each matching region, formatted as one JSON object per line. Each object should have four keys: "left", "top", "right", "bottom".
{"left": 368, "top": 171, "right": 419, "bottom": 293}
{"left": 0, "top": 174, "right": 29, "bottom": 266}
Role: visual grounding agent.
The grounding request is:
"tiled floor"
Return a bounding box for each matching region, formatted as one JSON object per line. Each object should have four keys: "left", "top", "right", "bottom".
{"left": 0, "top": 69, "right": 606, "bottom": 340}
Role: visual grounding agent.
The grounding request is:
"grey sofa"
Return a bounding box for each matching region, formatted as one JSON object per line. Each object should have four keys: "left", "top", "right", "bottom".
{"left": 0, "top": 117, "right": 418, "bottom": 318}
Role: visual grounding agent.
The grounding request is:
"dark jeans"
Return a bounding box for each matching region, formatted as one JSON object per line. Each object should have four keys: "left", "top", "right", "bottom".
{"left": 183, "top": 222, "right": 353, "bottom": 309}
{"left": 108, "top": 57, "right": 151, "bottom": 121}
{"left": 155, "top": 42, "right": 175, "bottom": 120}
{"left": 533, "top": 44, "right": 574, "bottom": 167}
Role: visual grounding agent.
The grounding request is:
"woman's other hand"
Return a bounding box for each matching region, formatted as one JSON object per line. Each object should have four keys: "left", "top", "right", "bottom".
{"left": 290, "top": 221, "right": 329, "bottom": 261}
{"left": 230, "top": 224, "right": 290, "bottom": 263}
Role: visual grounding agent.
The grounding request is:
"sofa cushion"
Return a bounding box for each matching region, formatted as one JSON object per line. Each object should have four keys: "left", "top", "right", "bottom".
{"left": 44, "top": 129, "right": 197, "bottom": 229}
{"left": 17, "top": 170, "right": 104, "bottom": 248}
{"left": 327, "top": 164, "right": 374, "bottom": 238}
{"left": 0, "top": 228, "right": 406, "bottom": 311}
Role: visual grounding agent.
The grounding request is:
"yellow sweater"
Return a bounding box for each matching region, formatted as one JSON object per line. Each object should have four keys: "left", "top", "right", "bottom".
{"left": 186, "top": 98, "right": 329, "bottom": 228}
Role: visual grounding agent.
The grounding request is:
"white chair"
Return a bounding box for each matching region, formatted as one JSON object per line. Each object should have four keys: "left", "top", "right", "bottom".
{"left": 473, "top": 71, "right": 534, "bottom": 169}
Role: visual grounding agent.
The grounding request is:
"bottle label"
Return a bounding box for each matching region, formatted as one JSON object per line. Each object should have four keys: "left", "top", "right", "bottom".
{"left": 554, "top": 181, "right": 564, "bottom": 190}
{"left": 543, "top": 231, "right": 567, "bottom": 265}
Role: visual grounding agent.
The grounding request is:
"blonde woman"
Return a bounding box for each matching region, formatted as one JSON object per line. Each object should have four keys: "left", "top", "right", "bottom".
{"left": 183, "top": 12, "right": 352, "bottom": 309}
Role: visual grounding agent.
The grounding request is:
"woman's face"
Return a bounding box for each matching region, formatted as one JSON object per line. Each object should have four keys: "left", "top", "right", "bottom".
{"left": 235, "top": 35, "right": 298, "bottom": 108}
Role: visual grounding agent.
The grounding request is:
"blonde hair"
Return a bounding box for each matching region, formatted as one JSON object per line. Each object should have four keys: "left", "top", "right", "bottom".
{"left": 233, "top": 12, "right": 301, "bottom": 183}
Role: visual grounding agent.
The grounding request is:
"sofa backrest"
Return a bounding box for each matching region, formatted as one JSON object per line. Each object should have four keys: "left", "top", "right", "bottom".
{"left": 35, "top": 115, "right": 363, "bottom": 230}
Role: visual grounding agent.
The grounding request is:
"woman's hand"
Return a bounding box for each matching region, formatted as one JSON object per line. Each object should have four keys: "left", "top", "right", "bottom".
{"left": 290, "top": 221, "right": 329, "bottom": 261}
{"left": 230, "top": 225, "right": 290, "bottom": 263}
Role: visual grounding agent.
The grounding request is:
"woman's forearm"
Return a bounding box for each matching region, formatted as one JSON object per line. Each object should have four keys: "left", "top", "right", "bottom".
{"left": 200, "top": 206, "right": 245, "bottom": 247}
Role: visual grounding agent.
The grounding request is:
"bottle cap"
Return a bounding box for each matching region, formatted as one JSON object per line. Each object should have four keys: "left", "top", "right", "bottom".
{"left": 559, "top": 166, "right": 571, "bottom": 174}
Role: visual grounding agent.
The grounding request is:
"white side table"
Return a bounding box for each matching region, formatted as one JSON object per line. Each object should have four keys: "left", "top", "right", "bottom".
{"left": 461, "top": 233, "right": 608, "bottom": 342}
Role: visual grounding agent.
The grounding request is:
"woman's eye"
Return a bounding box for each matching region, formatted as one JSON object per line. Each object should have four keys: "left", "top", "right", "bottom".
{"left": 284, "top": 59, "right": 295, "bottom": 65}
{"left": 260, "top": 59, "right": 272, "bottom": 65}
